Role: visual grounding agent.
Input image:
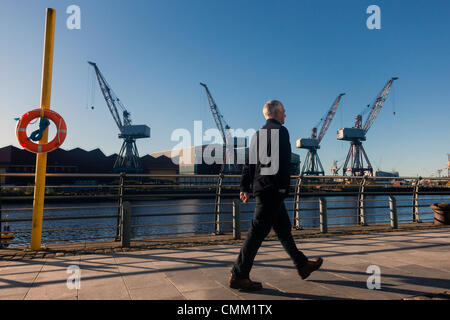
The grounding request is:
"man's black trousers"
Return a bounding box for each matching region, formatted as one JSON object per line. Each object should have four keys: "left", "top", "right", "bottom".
{"left": 231, "top": 190, "right": 309, "bottom": 279}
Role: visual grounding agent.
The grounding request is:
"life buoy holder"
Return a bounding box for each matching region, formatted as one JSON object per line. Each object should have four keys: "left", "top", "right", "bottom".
{"left": 16, "top": 109, "right": 67, "bottom": 154}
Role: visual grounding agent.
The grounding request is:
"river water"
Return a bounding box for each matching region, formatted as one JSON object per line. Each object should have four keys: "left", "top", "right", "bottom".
{"left": 1, "top": 194, "right": 448, "bottom": 247}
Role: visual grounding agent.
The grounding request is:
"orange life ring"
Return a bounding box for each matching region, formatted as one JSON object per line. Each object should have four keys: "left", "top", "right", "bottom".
{"left": 16, "top": 109, "right": 67, "bottom": 154}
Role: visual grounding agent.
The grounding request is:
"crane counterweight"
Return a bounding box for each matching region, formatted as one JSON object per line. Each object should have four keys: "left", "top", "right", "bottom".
{"left": 296, "top": 138, "right": 320, "bottom": 149}
{"left": 337, "top": 128, "right": 366, "bottom": 141}
{"left": 120, "top": 125, "right": 150, "bottom": 139}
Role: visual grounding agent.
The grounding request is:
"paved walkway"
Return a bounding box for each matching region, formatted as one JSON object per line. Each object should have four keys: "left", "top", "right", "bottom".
{"left": 1, "top": 228, "right": 449, "bottom": 300}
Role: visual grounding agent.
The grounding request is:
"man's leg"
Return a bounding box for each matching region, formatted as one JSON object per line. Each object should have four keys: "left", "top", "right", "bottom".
{"left": 231, "top": 195, "right": 275, "bottom": 278}
{"left": 272, "top": 199, "right": 308, "bottom": 270}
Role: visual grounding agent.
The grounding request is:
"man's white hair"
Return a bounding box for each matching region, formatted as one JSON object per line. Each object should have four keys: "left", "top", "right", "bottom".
{"left": 263, "top": 100, "right": 283, "bottom": 118}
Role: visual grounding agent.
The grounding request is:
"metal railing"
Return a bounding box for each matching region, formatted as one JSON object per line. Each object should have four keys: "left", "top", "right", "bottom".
{"left": 0, "top": 173, "right": 449, "bottom": 247}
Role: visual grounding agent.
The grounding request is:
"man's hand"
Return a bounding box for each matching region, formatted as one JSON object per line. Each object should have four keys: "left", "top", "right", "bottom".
{"left": 240, "top": 192, "right": 250, "bottom": 204}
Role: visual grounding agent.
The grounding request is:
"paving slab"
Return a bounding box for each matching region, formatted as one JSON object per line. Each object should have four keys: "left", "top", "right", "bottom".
{"left": 0, "top": 263, "right": 44, "bottom": 291}
{"left": 128, "top": 281, "right": 185, "bottom": 300}
{"left": 118, "top": 267, "right": 169, "bottom": 290}
{"left": 196, "top": 265, "right": 237, "bottom": 289}
{"left": 0, "top": 286, "right": 31, "bottom": 299}
{"left": 0, "top": 259, "right": 13, "bottom": 268}
{"left": 78, "top": 283, "right": 130, "bottom": 300}
{"left": 234, "top": 285, "right": 299, "bottom": 300}
{"left": 0, "top": 294, "right": 29, "bottom": 300}
{"left": 165, "top": 269, "right": 224, "bottom": 293}
{"left": 361, "top": 264, "right": 446, "bottom": 298}
{"left": 310, "top": 260, "right": 405, "bottom": 300}
{"left": 24, "top": 282, "right": 77, "bottom": 300}
{"left": 182, "top": 287, "right": 241, "bottom": 300}
{"left": 1, "top": 259, "right": 47, "bottom": 275}
{"left": 403, "top": 251, "right": 450, "bottom": 272}
{"left": 249, "top": 263, "right": 347, "bottom": 300}
{"left": 367, "top": 250, "right": 449, "bottom": 271}
{"left": 389, "top": 264, "right": 450, "bottom": 291}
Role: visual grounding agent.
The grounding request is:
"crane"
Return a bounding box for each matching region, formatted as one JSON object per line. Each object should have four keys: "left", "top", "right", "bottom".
{"left": 88, "top": 61, "right": 150, "bottom": 173}
{"left": 200, "top": 83, "right": 242, "bottom": 174}
{"left": 435, "top": 155, "right": 450, "bottom": 177}
{"left": 296, "top": 93, "right": 345, "bottom": 175}
{"left": 200, "top": 83, "right": 246, "bottom": 235}
{"left": 447, "top": 153, "right": 450, "bottom": 178}
{"left": 338, "top": 77, "right": 398, "bottom": 176}
{"left": 331, "top": 160, "right": 344, "bottom": 176}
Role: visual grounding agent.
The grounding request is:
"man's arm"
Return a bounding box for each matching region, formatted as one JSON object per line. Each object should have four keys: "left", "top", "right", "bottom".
{"left": 240, "top": 161, "right": 255, "bottom": 204}
{"left": 240, "top": 163, "right": 252, "bottom": 194}
{"left": 277, "top": 126, "right": 292, "bottom": 193}
{"left": 240, "top": 132, "right": 257, "bottom": 201}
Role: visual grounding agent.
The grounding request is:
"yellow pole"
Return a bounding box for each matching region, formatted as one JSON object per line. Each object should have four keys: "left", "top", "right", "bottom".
{"left": 30, "top": 8, "right": 56, "bottom": 251}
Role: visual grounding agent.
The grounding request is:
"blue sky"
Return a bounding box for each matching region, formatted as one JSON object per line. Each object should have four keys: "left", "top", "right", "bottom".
{"left": 0, "top": 0, "right": 449, "bottom": 176}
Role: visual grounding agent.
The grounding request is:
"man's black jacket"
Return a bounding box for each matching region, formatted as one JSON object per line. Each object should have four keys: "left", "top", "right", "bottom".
{"left": 240, "top": 118, "right": 292, "bottom": 196}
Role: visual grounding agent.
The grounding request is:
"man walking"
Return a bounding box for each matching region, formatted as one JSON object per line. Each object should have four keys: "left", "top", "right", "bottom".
{"left": 229, "top": 100, "right": 323, "bottom": 291}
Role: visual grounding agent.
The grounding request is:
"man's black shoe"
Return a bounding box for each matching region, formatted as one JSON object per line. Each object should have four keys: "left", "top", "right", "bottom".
{"left": 229, "top": 274, "right": 263, "bottom": 291}
{"left": 298, "top": 257, "right": 323, "bottom": 280}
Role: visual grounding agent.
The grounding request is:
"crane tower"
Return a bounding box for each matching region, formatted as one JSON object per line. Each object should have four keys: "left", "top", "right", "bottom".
{"left": 200, "top": 83, "right": 244, "bottom": 174}
{"left": 88, "top": 62, "right": 150, "bottom": 173}
{"left": 447, "top": 153, "right": 450, "bottom": 177}
{"left": 297, "top": 93, "right": 345, "bottom": 175}
{"left": 338, "top": 77, "right": 398, "bottom": 176}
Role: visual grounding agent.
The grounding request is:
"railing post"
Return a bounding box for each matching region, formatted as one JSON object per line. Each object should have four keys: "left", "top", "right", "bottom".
{"left": 293, "top": 176, "right": 303, "bottom": 230}
{"left": 115, "top": 172, "right": 126, "bottom": 241}
{"left": 389, "top": 196, "right": 398, "bottom": 229}
{"left": 319, "top": 198, "right": 328, "bottom": 233}
{"left": 358, "top": 177, "right": 367, "bottom": 226}
{"left": 232, "top": 199, "right": 241, "bottom": 240}
{"left": 121, "top": 201, "right": 132, "bottom": 248}
{"left": 412, "top": 177, "right": 421, "bottom": 222}
{"left": 213, "top": 173, "right": 223, "bottom": 235}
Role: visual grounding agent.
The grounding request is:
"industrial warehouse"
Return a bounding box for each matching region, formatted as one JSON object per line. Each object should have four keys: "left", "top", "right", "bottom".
{"left": 0, "top": 145, "right": 177, "bottom": 175}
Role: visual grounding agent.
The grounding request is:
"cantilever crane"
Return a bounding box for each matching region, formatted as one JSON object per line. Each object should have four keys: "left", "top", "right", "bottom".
{"left": 447, "top": 154, "right": 450, "bottom": 178}
{"left": 437, "top": 154, "right": 450, "bottom": 177}
{"left": 331, "top": 160, "right": 344, "bottom": 176}
{"left": 200, "top": 83, "right": 242, "bottom": 174}
{"left": 201, "top": 83, "right": 245, "bottom": 235}
{"left": 296, "top": 93, "right": 345, "bottom": 175}
{"left": 338, "top": 77, "right": 398, "bottom": 176}
{"left": 88, "top": 61, "right": 150, "bottom": 173}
